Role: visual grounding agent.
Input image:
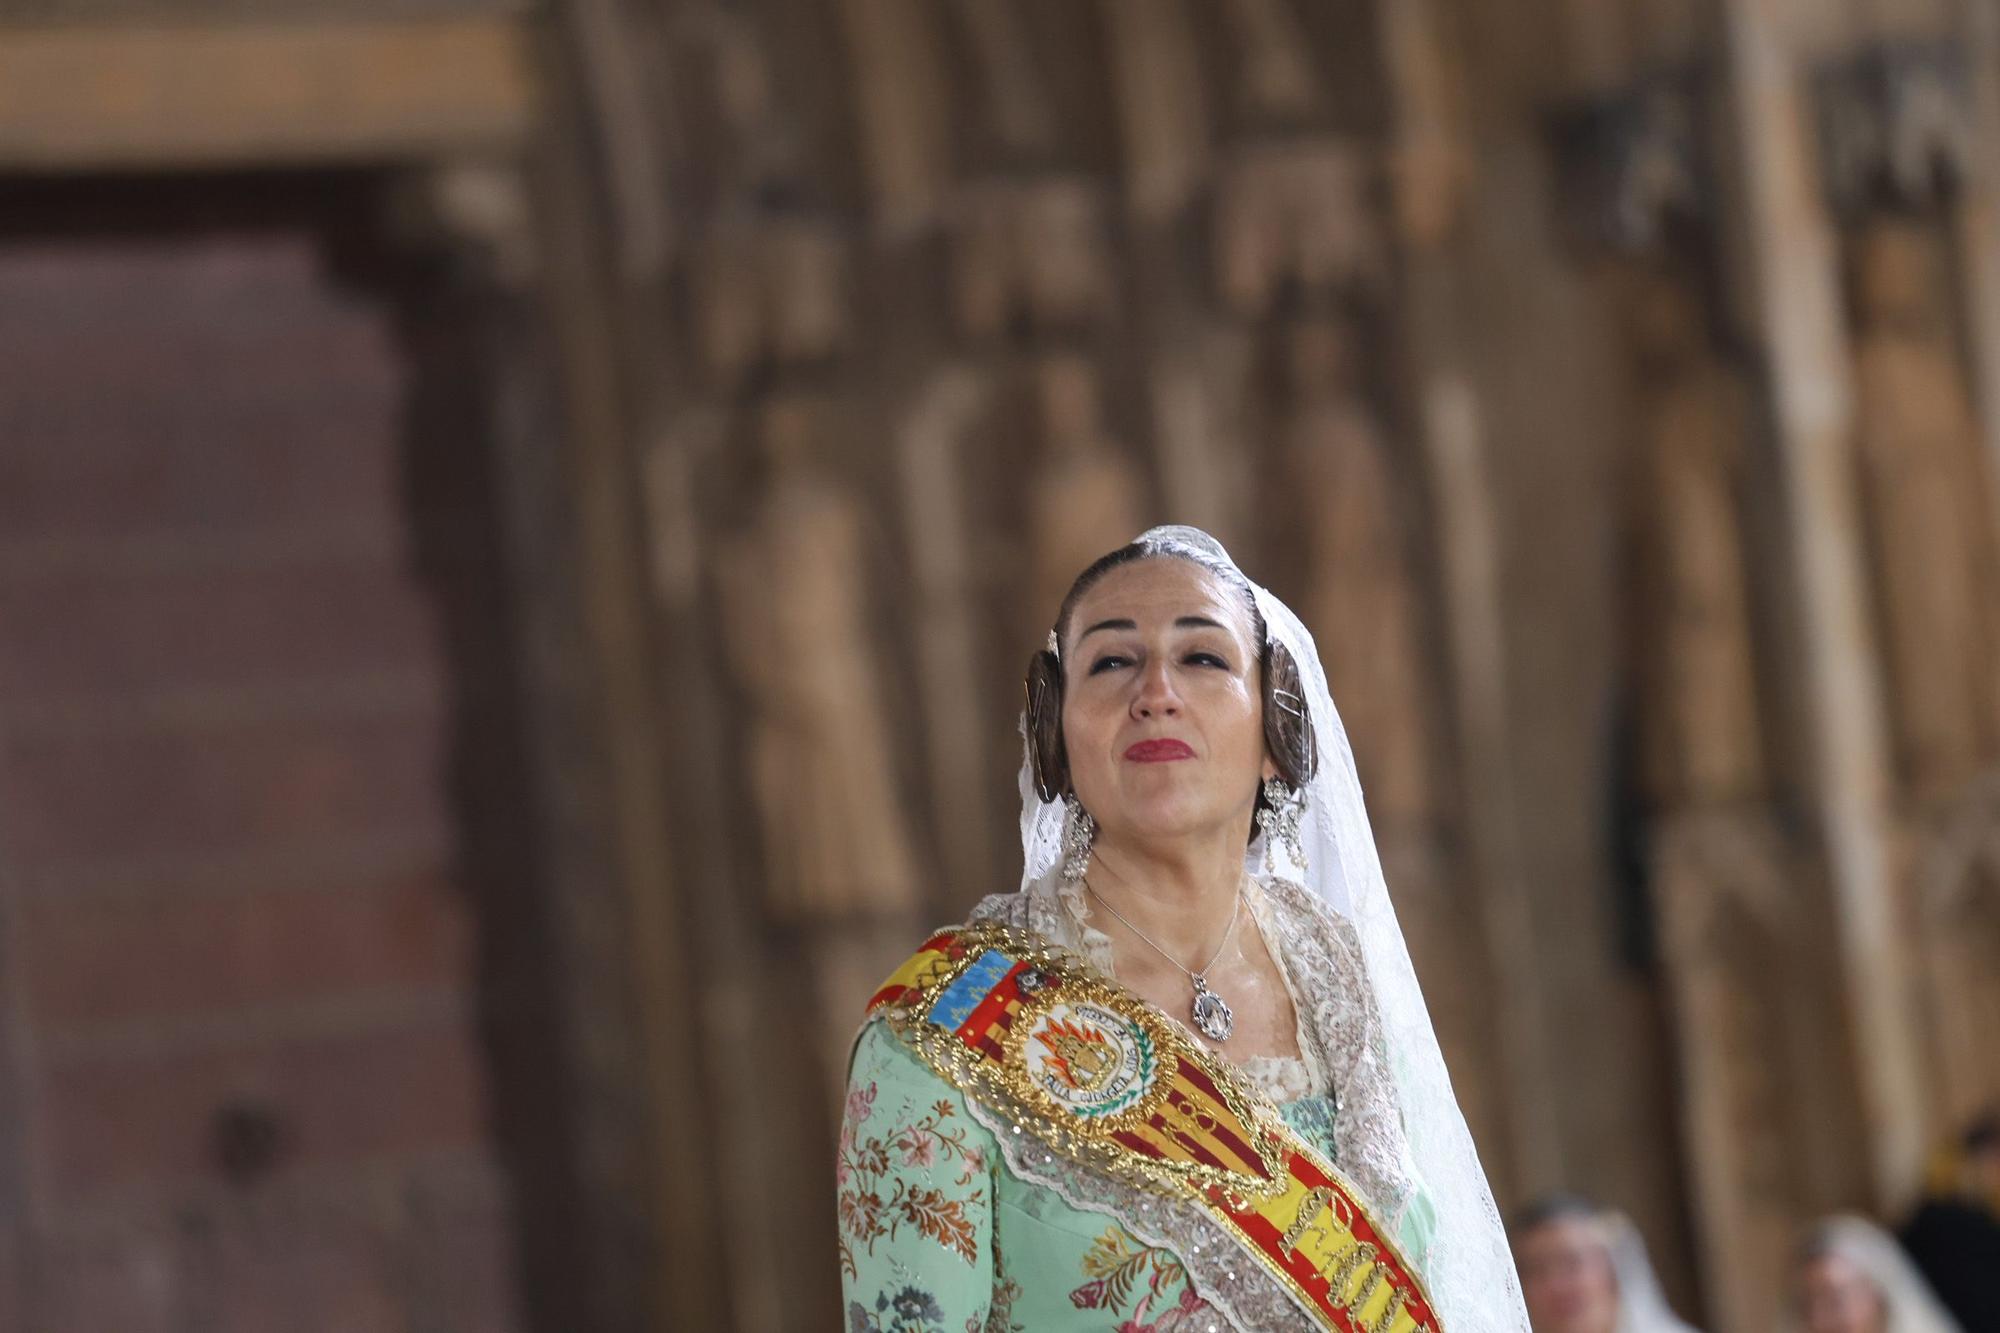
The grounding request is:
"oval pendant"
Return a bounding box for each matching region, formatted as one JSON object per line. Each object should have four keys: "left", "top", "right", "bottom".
{"left": 1191, "top": 979, "right": 1234, "bottom": 1042}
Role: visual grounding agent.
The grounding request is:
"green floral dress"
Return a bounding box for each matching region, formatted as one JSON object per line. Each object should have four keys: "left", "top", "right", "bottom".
{"left": 839, "top": 1021, "right": 1347, "bottom": 1333}
{"left": 836, "top": 874, "right": 1434, "bottom": 1332}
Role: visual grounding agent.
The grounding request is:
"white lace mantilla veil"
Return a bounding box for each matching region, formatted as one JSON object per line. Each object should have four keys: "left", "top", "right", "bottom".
{"left": 1014, "top": 525, "right": 1529, "bottom": 1333}
{"left": 1782, "top": 1216, "right": 1964, "bottom": 1333}
{"left": 1600, "top": 1212, "right": 1701, "bottom": 1333}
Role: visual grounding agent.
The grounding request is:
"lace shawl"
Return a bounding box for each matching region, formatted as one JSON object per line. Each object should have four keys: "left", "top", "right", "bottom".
{"left": 960, "top": 868, "right": 1425, "bottom": 1331}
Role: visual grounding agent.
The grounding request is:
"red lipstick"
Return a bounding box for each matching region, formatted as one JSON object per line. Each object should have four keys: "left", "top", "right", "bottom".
{"left": 1124, "top": 738, "right": 1195, "bottom": 762}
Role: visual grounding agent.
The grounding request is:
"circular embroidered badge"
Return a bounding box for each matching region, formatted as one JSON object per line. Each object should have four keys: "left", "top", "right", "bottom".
{"left": 1016, "top": 999, "right": 1158, "bottom": 1122}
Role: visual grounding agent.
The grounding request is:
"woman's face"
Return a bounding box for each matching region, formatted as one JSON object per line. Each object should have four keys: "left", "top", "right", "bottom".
{"left": 1059, "top": 558, "right": 1272, "bottom": 847}
{"left": 1516, "top": 1218, "right": 1620, "bottom": 1333}
{"left": 1798, "top": 1254, "right": 1887, "bottom": 1333}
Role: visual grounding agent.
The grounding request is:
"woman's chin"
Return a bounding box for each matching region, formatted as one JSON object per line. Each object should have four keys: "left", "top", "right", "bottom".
{"left": 1102, "top": 800, "right": 1233, "bottom": 845}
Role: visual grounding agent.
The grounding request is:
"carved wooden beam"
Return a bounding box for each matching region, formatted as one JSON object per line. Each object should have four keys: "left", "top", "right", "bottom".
{"left": 1958, "top": 0, "right": 2000, "bottom": 570}
{"left": 0, "top": 19, "right": 536, "bottom": 170}
{"left": 1548, "top": 68, "right": 1714, "bottom": 257}
{"left": 8, "top": 0, "right": 525, "bottom": 15}
{"left": 1813, "top": 40, "right": 1976, "bottom": 218}
{"left": 1721, "top": 0, "right": 1927, "bottom": 1210}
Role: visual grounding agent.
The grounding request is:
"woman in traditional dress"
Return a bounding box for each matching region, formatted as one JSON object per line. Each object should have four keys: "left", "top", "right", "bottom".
{"left": 1509, "top": 1195, "right": 1700, "bottom": 1333}
{"left": 836, "top": 526, "right": 1525, "bottom": 1332}
{"left": 1788, "top": 1216, "right": 1962, "bottom": 1333}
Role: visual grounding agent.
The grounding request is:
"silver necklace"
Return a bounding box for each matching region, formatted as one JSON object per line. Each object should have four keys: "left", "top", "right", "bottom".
{"left": 1085, "top": 877, "right": 1243, "bottom": 1042}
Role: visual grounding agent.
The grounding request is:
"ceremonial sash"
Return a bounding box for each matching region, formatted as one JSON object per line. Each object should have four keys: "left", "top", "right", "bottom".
{"left": 868, "top": 922, "right": 1444, "bottom": 1333}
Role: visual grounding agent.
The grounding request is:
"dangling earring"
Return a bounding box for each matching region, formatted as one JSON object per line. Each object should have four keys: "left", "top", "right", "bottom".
{"left": 1061, "top": 796, "right": 1096, "bottom": 883}
{"left": 1256, "top": 776, "right": 1307, "bottom": 873}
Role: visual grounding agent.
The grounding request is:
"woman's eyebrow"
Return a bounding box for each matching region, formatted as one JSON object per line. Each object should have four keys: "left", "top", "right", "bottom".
{"left": 1077, "top": 614, "right": 1229, "bottom": 642}
{"left": 1077, "top": 617, "right": 1137, "bottom": 641}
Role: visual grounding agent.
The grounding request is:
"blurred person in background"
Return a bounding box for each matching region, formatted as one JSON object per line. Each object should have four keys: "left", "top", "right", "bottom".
{"left": 1511, "top": 1194, "right": 1702, "bottom": 1333}
{"left": 1790, "top": 1215, "right": 1962, "bottom": 1333}
{"left": 836, "top": 527, "right": 1527, "bottom": 1331}
{"left": 1900, "top": 1112, "right": 2000, "bottom": 1331}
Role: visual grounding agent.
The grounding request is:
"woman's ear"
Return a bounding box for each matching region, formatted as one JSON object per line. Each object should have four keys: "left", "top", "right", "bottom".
{"left": 1262, "top": 640, "right": 1317, "bottom": 789}
{"left": 1024, "top": 648, "right": 1069, "bottom": 802}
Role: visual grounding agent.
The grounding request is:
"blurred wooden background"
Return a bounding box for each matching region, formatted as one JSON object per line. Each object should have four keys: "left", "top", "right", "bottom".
{"left": 1, "top": 1, "right": 1998, "bottom": 1330}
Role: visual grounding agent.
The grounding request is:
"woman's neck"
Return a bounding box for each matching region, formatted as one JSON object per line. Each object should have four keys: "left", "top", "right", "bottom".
{"left": 1082, "top": 826, "right": 1249, "bottom": 963}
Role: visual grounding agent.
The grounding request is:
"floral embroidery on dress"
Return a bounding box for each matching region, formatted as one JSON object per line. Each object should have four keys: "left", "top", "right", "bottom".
{"left": 1068, "top": 1225, "right": 1216, "bottom": 1331}
{"left": 983, "top": 1213, "right": 1026, "bottom": 1333}
{"left": 838, "top": 1082, "right": 989, "bottom": 1277}
{"left": 849, "top": 1284, "right": 951, "bottom": 1333}
{"left": 1282, "top": 1092, "right": 1340, "bottom": 1162}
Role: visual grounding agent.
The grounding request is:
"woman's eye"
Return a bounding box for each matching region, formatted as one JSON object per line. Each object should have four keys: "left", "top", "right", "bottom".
{"left": 1186, "top": 652, "right": 1229, "bottom": 669}
{"left": 1088, "top": 655, "right": 1131, "bottom": 675}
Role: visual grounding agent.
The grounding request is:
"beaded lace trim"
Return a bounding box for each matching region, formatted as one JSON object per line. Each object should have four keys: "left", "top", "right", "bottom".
{"left": 1049, "top": 871, "right": 1330, "bottom": 1105}
{"left": 965, "top": 874, "right": 1420, "bottom": 1331}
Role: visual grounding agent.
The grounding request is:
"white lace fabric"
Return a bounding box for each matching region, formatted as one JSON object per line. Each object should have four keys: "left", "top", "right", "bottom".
{"left": 1598, "top": 1211, "right": 1703, "bottom": 1333}
{"left": 964, "top": 874, "right": 1414, "bottom": 1332}
{"left": 972, "top": 868, "right": 1417, "bottom": 1226}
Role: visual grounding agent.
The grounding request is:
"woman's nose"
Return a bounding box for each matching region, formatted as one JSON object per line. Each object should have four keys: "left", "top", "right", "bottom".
{"left": 1131, "top": 661, "right": 1181, "bottom": 718}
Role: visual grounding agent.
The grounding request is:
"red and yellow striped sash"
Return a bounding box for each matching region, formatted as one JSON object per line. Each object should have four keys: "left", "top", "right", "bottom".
{"left": 868, "top": 923, "right": 1443, "bottom": 1333}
